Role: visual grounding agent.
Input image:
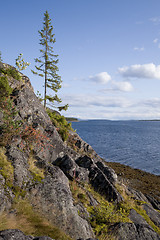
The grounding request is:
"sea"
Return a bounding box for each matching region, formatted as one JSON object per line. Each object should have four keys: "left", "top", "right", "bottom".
{"left": 72, "top": 120, "right": 160, "bottom": 176}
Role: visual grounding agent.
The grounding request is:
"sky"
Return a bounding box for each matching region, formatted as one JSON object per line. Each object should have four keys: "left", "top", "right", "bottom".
{"left": 1, "top": 0, "right": 160, "bottom": 120}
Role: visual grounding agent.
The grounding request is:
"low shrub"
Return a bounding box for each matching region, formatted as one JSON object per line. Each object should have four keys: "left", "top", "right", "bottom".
{"left": 0, "top": 66, "right": 21, "bottom": 81}
{"left": 0, "top": 147, "right": 14, "bottom": 186}
{"left": 0, "top": 76, "right": 13, "bottom": 98}
{"left": 47, "top": 109, "right": 73, "bottom": 141}
{"left": 28, "top": 155, "right": 45, "bottom": 182}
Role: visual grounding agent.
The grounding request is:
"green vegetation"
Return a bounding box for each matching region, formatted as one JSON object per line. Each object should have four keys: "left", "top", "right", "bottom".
{"left": 65, "top": 117, "right": 78, "bottom": 122}
{"left": 0, "top": 66, "right": 21, "bottom": 81}
{"left": 15, "top": 53, "right": 30, "bottom": 71}
{"left": 32, "top": 10, "right": 68, "bottom": 111}
{"left": 70, "top": 178, "right": 160, "bottom": 239}
{"left": 0, "top": 199, "right": 72, "bottom": 240}
{"left": 0, "top": 76, "right": 13, "bottom": 98}
{"left": 0, "top": 147, "right": 14, "bottom": 187}
{"left": 116, "top": 183, "right": 160, "bottom": 235}
{"left": 28, "top": 155, "right": 45, "bottom": 182}
{"left": 70, "top": 181, "right": 130, "bottom": 240}
{"left": 47, "top": 109, "right": 73, "bottom": 141}
{"left": 0, "top": 78, "right": 21, "bottom": 146}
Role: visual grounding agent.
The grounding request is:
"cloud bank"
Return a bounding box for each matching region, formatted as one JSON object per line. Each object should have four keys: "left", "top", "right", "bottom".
{"left": 119, "top": 63, "right": 160, "bottom": 79}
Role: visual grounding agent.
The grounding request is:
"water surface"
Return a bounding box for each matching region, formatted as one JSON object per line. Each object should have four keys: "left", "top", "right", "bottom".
{"left": 72, "top": 120, "right": 160, "bottom": 175}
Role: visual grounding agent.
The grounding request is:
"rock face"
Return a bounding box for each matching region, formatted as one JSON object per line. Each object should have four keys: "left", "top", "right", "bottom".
{"left": 30, "top": 166, "right": 93, "bottom": 239}
{"left": 0, "top": 229, "right": 53, "bottom": 240}
{"left": 110, "top": 223, "right": 160, "bottom": 240}
{"left": 0, "top": 63, "right": 160, "bottom": 240}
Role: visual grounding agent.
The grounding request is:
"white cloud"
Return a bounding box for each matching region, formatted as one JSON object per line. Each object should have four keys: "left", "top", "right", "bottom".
{"left": 63, "top": 94, "right": 160, "bottom": 120}
{"left": 153, "top": 38, "right": 158, "bottom": 43}
{"left": 134, "top": 47, "right": 144, "bottom": 51}
{"left": 111, "top": 81, "right": 134, "bottom": 92}
{"left": 89, "top": 72, "right": 111, "bottom": 84}
{"left": 63, "top": 94, "right": 131, "bottom": 108}
{"left": 119, "top": 63, "right": 160, "bottom": 79}
{"left": 150, "top": 17, "right": 160, "bottom": 24}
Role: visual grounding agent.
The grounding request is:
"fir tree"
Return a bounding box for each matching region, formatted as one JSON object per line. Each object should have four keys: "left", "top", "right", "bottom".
{"left": 32, "top": 10, "right": 68, "bottom": 110}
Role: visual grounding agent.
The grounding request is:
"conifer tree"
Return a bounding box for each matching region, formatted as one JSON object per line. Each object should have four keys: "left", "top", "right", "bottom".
{"left": 32, "top": 10, "right": 68, "bottom": 110}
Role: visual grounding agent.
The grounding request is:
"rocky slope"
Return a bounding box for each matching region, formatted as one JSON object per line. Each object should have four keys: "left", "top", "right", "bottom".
{"left": 0, "top": 63, "right": 160, "bottom": 240}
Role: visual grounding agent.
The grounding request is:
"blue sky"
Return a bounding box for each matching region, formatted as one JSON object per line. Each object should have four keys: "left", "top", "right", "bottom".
{"left": 1, "top": 0, "right": 160, "bottom": 120}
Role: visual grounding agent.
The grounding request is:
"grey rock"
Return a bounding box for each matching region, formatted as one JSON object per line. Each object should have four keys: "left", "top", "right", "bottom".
{"left": 75, "top": 203, "right": 90, "bottom": 220}
{"left": 30, "top": 165, "right": 94, "bottom": 239}
{"left": 145, "top": 194, "right": 160, "bottom": 210}
{"left": 89, "top": 166, "right": 123, "bottom": 203}
{"left": 86, "top": 191, "right": 98, "bottom": 207}
{"left": 53, "top": 155, "right": 89, "bottom": 182}
{"left": 143, "top": 203, "right": 160, "bottom": 227}
{"left": 0, "top": 229, "right": 33, "bottom": 240}
{"left": 109, "top": 222, "right": 160, "bottom": 240}
{"left": 95, "top": 161, "right": 117, "bottom": 184}
{"left": 6, "top": 146, "right": 30, "bottom": 187}
{"left": 129, "top": 209, "right": 148, "bottom": 225}
{"left": 0, "top": 174, "right": 12, "bottom": 213}
{"left": 69, "top": 132, "right": 102, "bottom": 162}
{"left": 76, "top": 155, "right": 94, "bottom": 169}
{"left": 126, "top": 187, "right": 150, "bottom": 203}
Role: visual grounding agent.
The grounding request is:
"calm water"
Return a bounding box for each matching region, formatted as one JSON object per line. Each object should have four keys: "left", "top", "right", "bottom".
{"left": 72, "top": 120, "right": 160, "bottom": 175}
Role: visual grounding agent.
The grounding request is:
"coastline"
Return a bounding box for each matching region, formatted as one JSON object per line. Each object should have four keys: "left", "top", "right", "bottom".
{"left": 105, "top": 161, "right": 160, "bottom": 202}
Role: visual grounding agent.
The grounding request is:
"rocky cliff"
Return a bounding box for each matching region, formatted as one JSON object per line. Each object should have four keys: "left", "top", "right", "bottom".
{"left": 0, "top": 63, "right": 160, "bottom": 240}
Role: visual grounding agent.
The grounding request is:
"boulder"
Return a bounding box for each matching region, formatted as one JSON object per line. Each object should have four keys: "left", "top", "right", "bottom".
{"left": 95, "top": 161, "right": 117, "bottom": 184}
{"left": 145, "top": 194, "right": 160, "bottom": 211}
{"left": 143, "top": 203, "right": 160, "bottom": 227}
{"left": 6, "top": 146, "right": 31, "bottom": 187}
{"left": 53, "top": 155, "right": 89, "bottom": 182}
{"left": 129, "top": 209, "right": 148, "bottom": 225}
{"left": 0, "top": 229, "right": 33, "bottom": 240}
{"left": 76, "top": 155, "right": 94, "bottom": 169}
{"left": 109, "top": 222, "right": 160, "bottom": 240}
{"left": 89, "top": 166, "right": 123, "bottom": 203}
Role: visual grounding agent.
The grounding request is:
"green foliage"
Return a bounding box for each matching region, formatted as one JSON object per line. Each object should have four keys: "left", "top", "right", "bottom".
{"left": 32, "top": 10, "right": 68, "bottom": 111}
{"left": 47, "top": 109, "right": 73, "bottom": 141}
{"left": 15, "top": 53, "right": 30, "bottom": 71}
{"left": 31, "top": 10, "right": 68, "bottom": 110}
{"left": 0, "top": 76, "right": 13, "bottom": 98}
{"left": 0, "top": 66, "right": 21, "bottom": 81}
{"left": 115, "top": 183, "right": 160, "bottom": 235}
{"left": 65, "top": 117, "right": 78, "bottom": 122}
{"left": 0, "top": 75, "right": 22, "bottom": 146}
{"left": 70, "top": 181, "right": 130, "bottom": 239}
{"left": 88, "top": 199, "right": 130, "bottom": 236}
{"left": 0, "top": 147, "right": 14, "bottom": 186}
{"left": 0, "top": 96, "right": 22, "bottom": 146}
{"left": 28, "top": 155, "right": 45, "bottom": 182}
